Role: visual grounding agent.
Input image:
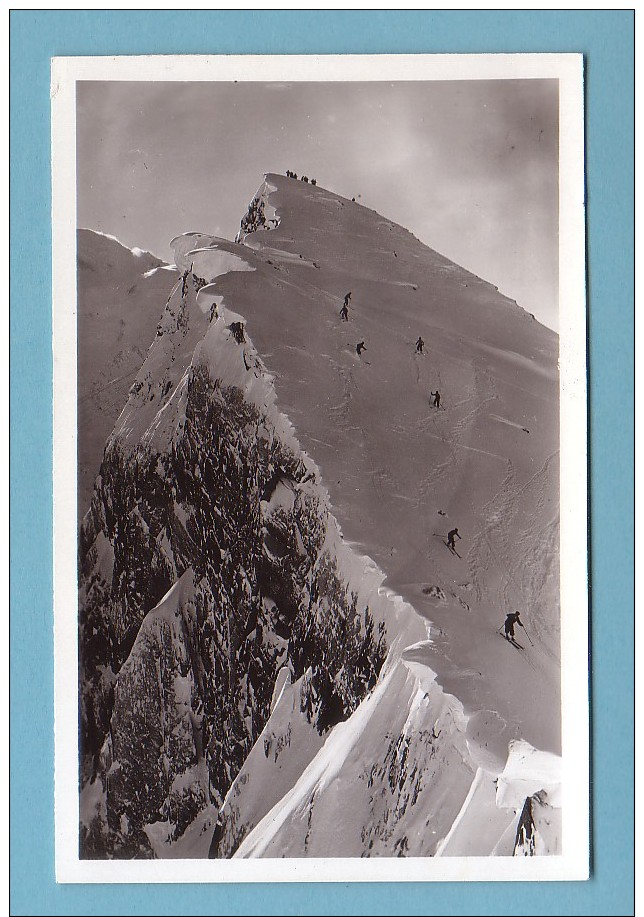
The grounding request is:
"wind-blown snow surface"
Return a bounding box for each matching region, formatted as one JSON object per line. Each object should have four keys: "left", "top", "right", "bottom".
{"left": 79, "top": 174, "right": 560, "bottom": 860}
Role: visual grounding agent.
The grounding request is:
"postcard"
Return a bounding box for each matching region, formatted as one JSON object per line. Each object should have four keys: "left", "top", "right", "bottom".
{"left": 51, "top": 52, "right": 587, "bottom": 882}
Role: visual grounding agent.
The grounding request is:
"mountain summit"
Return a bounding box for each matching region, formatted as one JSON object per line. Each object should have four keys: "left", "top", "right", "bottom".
{"left": 79, "top": 173, "right": 560, "bottom": 859}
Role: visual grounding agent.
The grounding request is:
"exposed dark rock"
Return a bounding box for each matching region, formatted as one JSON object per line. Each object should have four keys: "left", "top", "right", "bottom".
{"left": 79, "top": 356, "right": 388, "bottom": 857}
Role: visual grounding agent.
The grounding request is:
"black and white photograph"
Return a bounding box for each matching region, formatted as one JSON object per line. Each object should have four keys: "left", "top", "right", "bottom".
{"left": 52, "top": 54, "right": 587, "bottom": 881}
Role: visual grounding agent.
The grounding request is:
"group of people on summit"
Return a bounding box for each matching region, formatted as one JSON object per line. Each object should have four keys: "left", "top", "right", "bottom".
{"left": 286, "top": 170, "right": 316, "bottom": 185}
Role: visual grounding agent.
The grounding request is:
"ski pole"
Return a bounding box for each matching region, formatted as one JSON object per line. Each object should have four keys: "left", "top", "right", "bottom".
{"left": 522, "top": 626, "right": 535, "bottom": 647}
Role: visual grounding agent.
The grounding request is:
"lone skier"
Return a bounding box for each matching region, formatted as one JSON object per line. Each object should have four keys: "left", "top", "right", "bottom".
{"left": 356, "top": 341, "right": 367, "bottom": 356}
{"left": 430, "top": 390, "right": 441, "bottom": 408}
{"left": 416, "top": 336, "right": 425, "bottom": 354}
{"left": 447, "top": 527, "right": 461, "bottom": 551}
{"left": 339, "top": 303, "right": 349, "bottom": 322}
{"left": 503, "top": 611, "right": 524, "bottom": 642}
{"left": 344, "top": 292, "right": 352, "bottom": 308}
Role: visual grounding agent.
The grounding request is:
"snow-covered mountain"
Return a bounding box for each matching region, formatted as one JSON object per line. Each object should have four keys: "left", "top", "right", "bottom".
{"left": 77, "top": 228, "right": 178, "bottom": 522}
{"left": 78, "top": 174, "right": 560, "bottom": 860}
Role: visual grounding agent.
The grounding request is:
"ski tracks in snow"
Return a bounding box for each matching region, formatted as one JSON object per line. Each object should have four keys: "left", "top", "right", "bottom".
{"left": 415, "top": 362, "right": 499, "bottom": 516}
{"left": 466, "top": 451, "right": 560, "bottom": 666}
{"left": 327, "top": 356, "right": 354, "bottom": 425}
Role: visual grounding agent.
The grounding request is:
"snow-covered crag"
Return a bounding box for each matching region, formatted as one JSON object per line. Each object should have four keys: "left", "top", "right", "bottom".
{"left": 77, "top": 228, "right": 178, "bottom": 523}
{"left": 79, "top": 174, "right": 561, "bottom": 859}
{"left": 234, "top": 177, "right": 281, "bottom": 243}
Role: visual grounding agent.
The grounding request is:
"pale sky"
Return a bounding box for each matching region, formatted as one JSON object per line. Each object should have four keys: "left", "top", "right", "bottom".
{"left": 77, "top": 79, "right": 559, "bottom": 329}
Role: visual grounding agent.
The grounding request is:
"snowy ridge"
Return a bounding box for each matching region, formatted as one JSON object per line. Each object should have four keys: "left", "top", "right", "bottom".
{"left": 80, "top": 227, "right": 157, "bottom": 260}
{"left": 79, "top": 172, "right": 562, "bottom": 860}
{"left": 143, "top": 264, "right": 177, "bottom": 278}
{"left": 81, "top": 243, "right": 395, "bottom": 856}
{"left": 234, "top": 664, "right": 400, "bottom": 858}
{"left": 77, "top": 229, "right": 178, "bottom": 523}
{"left": 203, "top": 178, "right": 561, "bottom": 859}
{"left": 169, "top": 287, "right": 560, "bottom": 859}
{"left": 195, "top": 299, "right": 313, "bottom": 464}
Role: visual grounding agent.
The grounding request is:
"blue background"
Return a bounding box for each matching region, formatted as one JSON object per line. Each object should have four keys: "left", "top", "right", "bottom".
{"left": 10, "top": 11, "right": 634, "bottom": 916}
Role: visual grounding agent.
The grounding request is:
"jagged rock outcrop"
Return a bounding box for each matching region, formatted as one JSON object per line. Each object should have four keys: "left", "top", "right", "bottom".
{"left": 514, "top": 792, "right": 561, "bottom": 856}
{"left": 235, "top": 178, "right": 280, "bottom": 242}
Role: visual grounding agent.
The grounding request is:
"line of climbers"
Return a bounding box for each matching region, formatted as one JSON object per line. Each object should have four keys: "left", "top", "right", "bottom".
{"left": 285, "top": 170, "right": 317, "bottom": 185}
{"left": 338, "top": 291, "right": 367, "bottom": 357}
{"left": 283, "top": 171, "right": 366, "bottom": 205}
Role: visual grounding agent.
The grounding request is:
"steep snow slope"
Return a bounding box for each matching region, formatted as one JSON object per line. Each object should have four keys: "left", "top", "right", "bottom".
{"left": 201, "top": 176, "right": 559, "bottom": 858}
{"left": 79, "top": 174, "right": 560, "bottom": 860}
{"left": 77, "top": 229, "right": 177, "bottom": 522}
{"left": 193, "top": 175, "right": 560, "bottom": 750}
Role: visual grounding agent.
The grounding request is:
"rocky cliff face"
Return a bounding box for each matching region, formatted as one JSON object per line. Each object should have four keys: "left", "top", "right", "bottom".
{"left": 79, "top": 174, "right": 561, "bottom": 860}
{"left": 79, "top": 246, "right": 387, "bottom": 857}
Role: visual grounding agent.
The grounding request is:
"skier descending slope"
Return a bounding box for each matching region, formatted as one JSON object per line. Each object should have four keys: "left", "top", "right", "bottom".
{"left": 447, "top": 527, "right": 461, "bottom": 551}
{"left": 503, "top": 611, "right": 524, "bottom": 642}
{"left": 415, "top": 336, "right": 425, "bottom": 354}
{"left": 356, "top": 340, "right": 367, "bottom": 357}
{"left": 339, "top": 303, "right": 349, "bottom": 322}
{"left": 430, "top": 390, "right": 441, "bottom": 408}
{"left": 343, "top": 291, "right": 352, "bottom": 307}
